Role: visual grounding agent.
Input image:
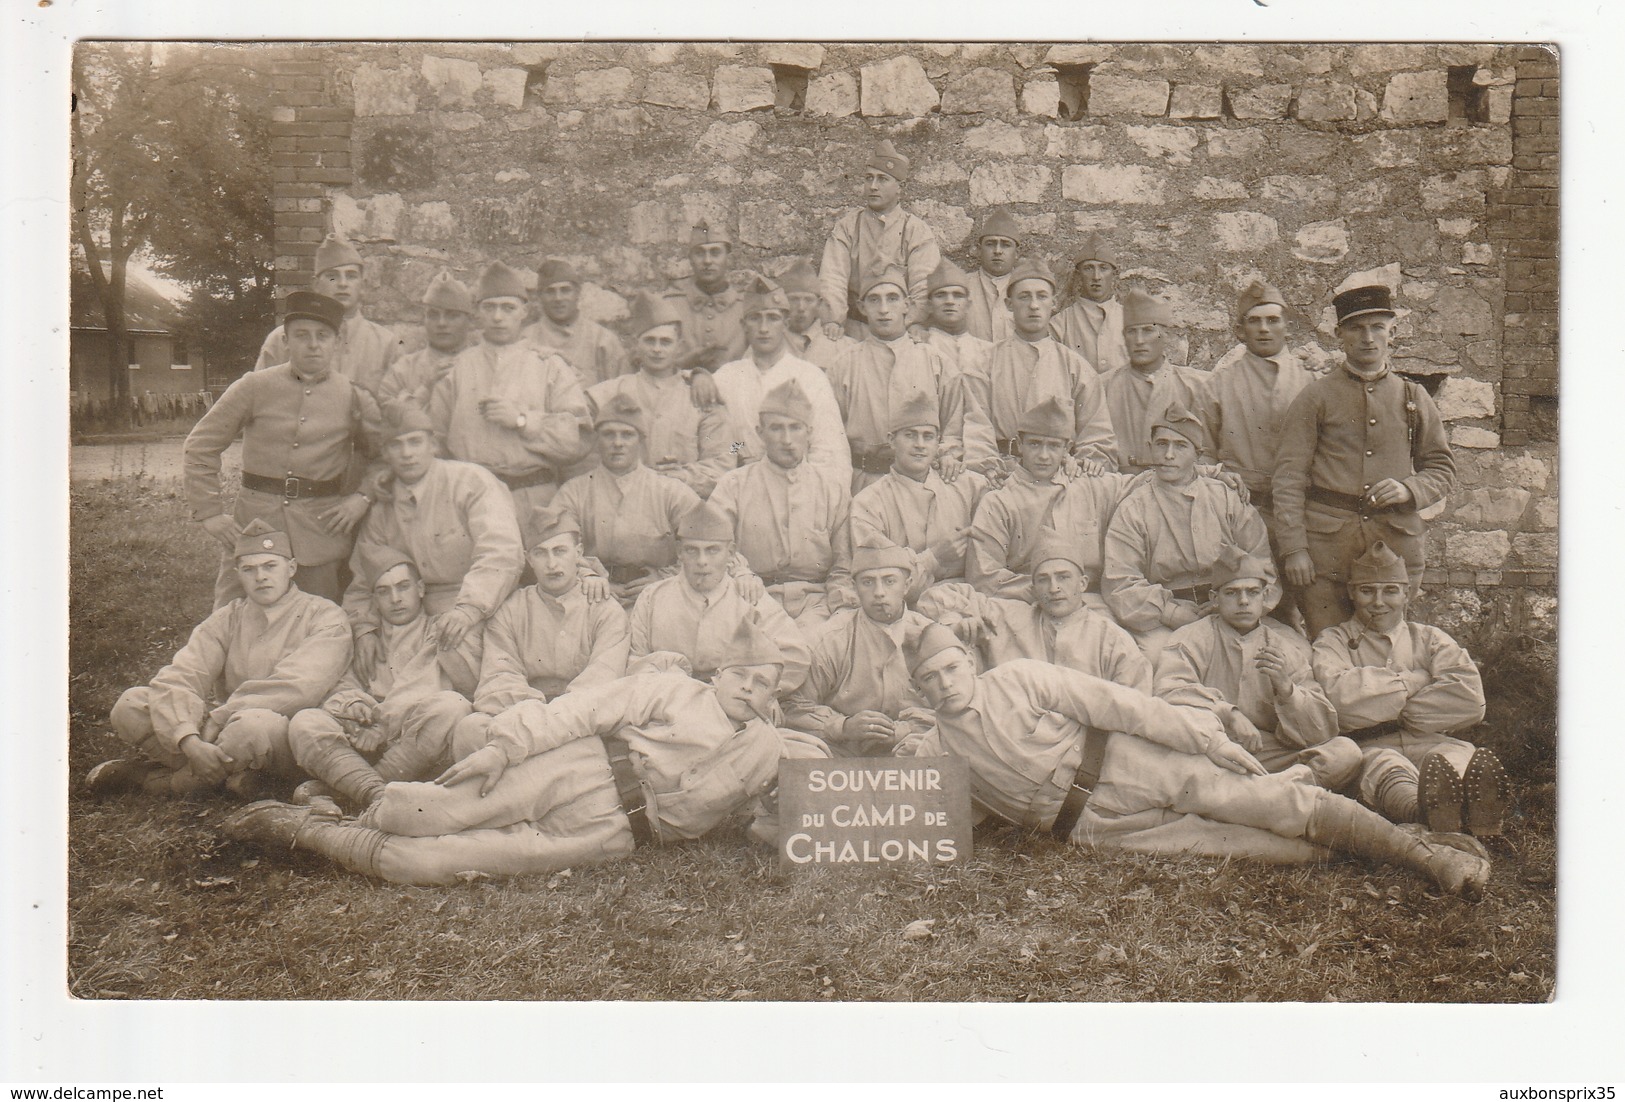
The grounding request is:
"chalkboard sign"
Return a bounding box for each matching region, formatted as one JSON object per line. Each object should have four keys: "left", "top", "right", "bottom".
{"left": 777, "top": 756, "right": 972, "bottom": 870}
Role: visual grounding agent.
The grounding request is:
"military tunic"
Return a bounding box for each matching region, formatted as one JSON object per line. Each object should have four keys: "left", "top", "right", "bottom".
{"left": 818, "top": 205, "right": 942, "bottom": 333}
{"left": 920, "top": 328, "right": 999, "bottom": 466}
{"left": 965, "top": 269, "right": 1014, "bottom": 344}
{"left": 552, "top": 465, "right": 701, "bottom": 599}
{"left": 851, "top": 467, "right": 989, "bottom": 590}
{"left": 523, "top": 315, "right": 632, "bottom": 390}
{"left": 824, "top": 334, "right": 971, "bottom": 492}
{"left": 255, "top": 313, "right": 404, "bottom": 397}
{"left": 1050, "top": 298, "right": 1127, "bottom": 376}
{"left": 586, "top": 372, "right": 735, "bottom": 499}
{"left": 661, "top": 277, "right": 748, "bottom": 370}
{"left": 1101, "top": 362, "right": 1215, "bottom": 475}
{"left": 966, "top": 336, "right": 1117, "bottom": 468}
{"left": 628, "top": 574, "right": 811, "bottom": 695}
{"left": 784, "top": 608, "right": 934, "bottom": 756}
{"left": 378, "top": 345, "right": 461, "bottom": 412}
{"left": 790, "top": 327, "right": 855, "bottom": 374}
{"left": 974, "top": 597, "right": 1151, "bottom": 691}
{"left": 713, "top": 349, "right": 853, "bottom": 485}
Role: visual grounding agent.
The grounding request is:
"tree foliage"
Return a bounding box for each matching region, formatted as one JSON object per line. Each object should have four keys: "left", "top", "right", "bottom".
{"left": 72, "top": 43, "right": 275, "bottom": 419}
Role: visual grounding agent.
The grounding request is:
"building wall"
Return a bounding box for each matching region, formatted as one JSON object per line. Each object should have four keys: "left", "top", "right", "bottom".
{"left": 70, "top": 330, "right": 207, "bottom": 399}
{"left": 263, "top": 40, "right": 1558, "bottom": 641}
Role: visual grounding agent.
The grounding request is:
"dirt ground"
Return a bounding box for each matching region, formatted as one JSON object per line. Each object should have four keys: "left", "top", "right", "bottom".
{"left": 71, "top": 436, "right": 240, "bottom": 484}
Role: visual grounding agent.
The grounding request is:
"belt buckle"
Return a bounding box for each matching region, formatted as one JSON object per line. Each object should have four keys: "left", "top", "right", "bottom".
{"left": 282, "top": 475, "right": 301, "bottom": 500}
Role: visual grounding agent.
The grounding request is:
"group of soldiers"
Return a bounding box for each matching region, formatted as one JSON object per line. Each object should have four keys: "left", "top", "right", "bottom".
{"left": 72, "top": 387, "right": 214, "bottom": 434}
{"left": 85, "top": 138, "right": 1512, "bottom": 901}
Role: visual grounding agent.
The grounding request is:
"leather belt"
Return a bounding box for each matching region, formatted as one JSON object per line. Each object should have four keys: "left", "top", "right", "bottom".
{"left": 1307, "top": 485, "right": 1402, "bottom": 515}
{"left": 600, "top": 732, "right": 654, "bottom": 848}
{"left": 850, "top": 443, "right": 894, "bottom": 475}
{"left": 1249, "top": 487, "right": 1274, "bottom": 510}
{"left": 494, "top": 466, "right": 557, "bottom": 492}
{"left": 241, "top": 471, "right": 343, "bottom": 499}
{"left": 1345, "top": 719, "right": 1404, "bottom": 741}
{"left": 1051, "top": 726, "right": 1111, "bottom": 840}
{"left": 758, "top": 573, "right": 813, "bottom": 588}
{"left": 1170, "top": 583, "right": 1213, "bottom": 605}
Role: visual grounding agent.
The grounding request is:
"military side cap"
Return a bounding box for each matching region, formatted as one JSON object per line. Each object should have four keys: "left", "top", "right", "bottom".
{"left": 1030, "top": 526, "right": 1088, "bottom": 577}
{"left": 859, "top": 264, "right": 909, "bottom": 300}
{"left": 358, "top": 544, "right": 416, "bottom": 589}
{"left": 522, "top": 504, "right": 582, "bottom": 550}
{"left": 382, "top": 399, "right": 435, "bottom": 440}
{"left": 888, "top": 389, "right": 941, "bottom": 434}
{"left": 866, "top": 139, "right": 911, "bottom": 183}
{"left": 1149, "top": 402, "right": 1211, "bottom": 452}
{"left": 1236, "top": 279, "right": 1285, "bottom": 321}
{"left": 475, "top": 261, "right": 529, "bottom": 302}
{"left": 852, "top": 535, "right": 914, "bottom": 577}
{"left": 904, "top": 620, "right": 968, "bottom": 678}
{"left": 742, "top": 274, "right": 790, "bottom": 316}
{"left": 758, "top": 378, "right": 814, "bottom": 425}
{"left": 978, "top": 207, "right": 1022, "bottom": 244}
{"left": 1122, "top": 288, "right": 1174, "bottom": 328}
{"left": 777, "top": 258, "right": 821, "bottom": 296}
{"left": 314, "top": 233, "right": 364, "bottom": 275}
{"left": 234, "top": 517, "right": 293, "bottom": 560}
{"left": 282, "top": 291, "right": 345, "bottom": 335}
{"left": 678, "top": 499, "right": 735, "bottom": 543}
{"left": 1073, "top": 233, "right": 1119, "bottom": 269}
{"left": 717, "top": 614, "right": 785, "bottom": 672}
{"left": 536, "top": 258, "right": 579, "bottom": 288}
{"left": 1333, "top": 284, "right": 1396, "bottom": 324}
{"left": 689, "top": 220, "right": 732, "bottom": 248}
{"left": 1016, "top": 396, "right": 1073, "bottom": 441}
{"left": 628, "top": 289, "right": 685, "bottom": 337}
{"left": 926, "top": 258, "right": 971, "bottom": 295}
{"left": 1006, "top": 257, "right": 1058, "bottom": 293}
{"left": 1209, "top": 543, "right": 1277, "bottom": 589}
{"left": 593, "top": 392, "right": 649, "bottom": 438}
{"left": 421, "top": 268, "right": 474, "bottom": 314}
{"left": 1349, "top": 540, "right": 1410, "bottom": 585}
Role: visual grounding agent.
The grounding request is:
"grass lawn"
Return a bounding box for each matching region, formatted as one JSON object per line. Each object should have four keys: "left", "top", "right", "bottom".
{"left": 67, "top": 476, "right": 1558, "bottom": 1003}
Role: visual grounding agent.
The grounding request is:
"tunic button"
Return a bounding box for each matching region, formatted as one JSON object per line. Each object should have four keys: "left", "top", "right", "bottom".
{"left": 292, "top": 442, "right": 300, "bottom": 448}
{"left": 1366, "top": 386, "right": 1374, "bottom": 393}
{"left": 305, "top": 389, "right": 312, "bottom": 395}
{"left": 1365, "top": 450, "right": 1373, "bottom": 457}
{"left": 1369, "top": 418, "right": 1378, "bottom": 425}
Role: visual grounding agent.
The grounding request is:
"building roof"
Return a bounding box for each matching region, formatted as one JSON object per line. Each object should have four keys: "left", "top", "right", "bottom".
{"left": 70, "top": 265, "right": 183, "bottom": 335}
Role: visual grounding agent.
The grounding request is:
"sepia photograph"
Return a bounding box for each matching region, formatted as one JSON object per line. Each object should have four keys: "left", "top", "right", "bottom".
{"left": 60, "top": 36, "right": 1564, "bottom": 1014}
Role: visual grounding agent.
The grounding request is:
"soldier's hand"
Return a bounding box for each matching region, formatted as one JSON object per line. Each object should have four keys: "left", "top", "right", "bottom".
{"left": 732, "top": 571, "right": 767, "bottom": 604}
{"left": 180, "top": 734, "right": 233, "bottom": 787}
{"left": 353, "top": 631, "right": 383, "bottom": 674}
{"left": 435, "top": 744, "right": 507, "bottom": 797}
{"left": 1282, "top": 550, "right": 1315, "bottom": 588}
{"left": 926, "top": 528, "right": 970, "bottom": 575}
{"left": 822, "top": 321, "right": 845, "bottom": 341}
{"left": 318, "top": 493, "right": 370, "bottom": 537}
{"left": 579, "top": 574, "right": 611, "bottom": 604}
{"left": 948, "top": 610, "right": 989, "bottom": 648}
{"left": 1367, "top": 478, "right": 1413, "bottom": 509}
{"left": 1206, "top": 738, "right": 1266, "bottom": 777}
{"left": 1071, "top": 455, "right": 1108, "bottom": 479}
{"left": 841, "top": 711, "right": 896, "bottom": 745}
{"left": 349, "top": 723, "right": 389, "bottom": 755}
{"left": 201, "top": 514, "right": 242, "bottom": 550}
{"left": 1228, "top": 711, "right": 1265, "bottom": 753}
{"left": 1255, "top": 640, "right": 1293, "bottom": 696}
{"left": 432, "top": 607, "right": 479, "bottom": 652}
{"left": 936, "top": 451, "right": 964, "bottom": 483}
{"left": 687, "top": 370, "right": 721, "bottom": 409}
{"left": 1164, "top": 602, "right": 1204, "bottom": 629}
{"left": 1211, "top": 468, "right": 1250, "bottom": 504}
{"left": 619, "top": 572, "right": 657, "bottom": 600}
{"left": 479, "top": 397, "right": 525, "bottom": 429}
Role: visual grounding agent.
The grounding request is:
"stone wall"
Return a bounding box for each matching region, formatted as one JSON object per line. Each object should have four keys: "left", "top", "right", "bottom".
{"left": 263, "top": 40, "right": 1558, "bottom": 641}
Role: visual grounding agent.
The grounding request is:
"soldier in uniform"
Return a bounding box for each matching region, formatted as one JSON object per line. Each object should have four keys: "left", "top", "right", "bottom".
{"left": 1101, "top": 290, "right": 1214, "bottom": 476}
{"left": 587, "top": 290, "right": 735, "bottom": 499}
{"left": 780, "top": 258, "right": 853, "bottom": 373}
{"left": 429, "top": 261, "right": 593, "bottom": 515}
{"left": 709, "top": 379, "right": 858, "bottom": 631}
{"left": 377, "top": 269, "right": 476, "bottom": 411}
{"left": 185, "top": 290, "right": 383, "bottom": 606}
{"left": 915, "top": 258, "right": 999, "bottom": 470}
{"left": 901, "top": 624, "right": 1491, "bottom": 897}
{"left": 222, "top": 619, "right": 827, "bottom": 886}
{"left": 1274, "top": 284, "right": 1456, "bottom": 639}
{"left": 254, "top": 234, "right": 403, "bottom": 396}
{"left": 662, "top": 222, "right": 748, "bottom": 373}
{"left": 1050, "top": 233, "right": 1129, "bottom": 375}
{"left": 523, "top": 257, "right": 631, "bottom": 389}
{"left": 817, "top": 139, "right": 942, "bottom": 338}
{"left": 1311, "top": 541, "right": 1509, "bottom": 837}
{"left": 964, "top": 207, "right": 1022, "bottom": 344}
{"left": 87, "top": 520, "right": 351, "bottom": 799}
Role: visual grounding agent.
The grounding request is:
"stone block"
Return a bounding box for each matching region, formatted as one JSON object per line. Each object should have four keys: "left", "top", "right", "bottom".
{"left": 494, "top": 169, "right": 530, "bottom": 184}
{"left": 1452, "top": 487, "right": 1530, "bottom": 528}
{"left": 1463, "top": 242, "right": 1494, "bottom": 266}
{"left": 1513, "top": 533, "right": 1558, "bottom": 567}
{"left": 1193, "top": 177, "right": 1248, "bottom": 200}
{"left": 574, "top": 67, "right": 635, "bottom": 105}
{"left": 1447, "top": 530, "right": 1510, "bottom": 571}
{"left": 911, "top": 198, "right": 974, "bottom": 248}
{"left": 912, "top": 160, "right": 969, "bottom": 187}
{"left": 696, "top": 119, "right": 761, "bottom": 161}
{"left": 627, "top": 201, "right": 682, "bottom": 246}
{"left": 353, "top": 65, "right": 418, "bottom": 117}
{"left": 1351, "top": 45, "right": 1436, "bottom": 71}
{"left": 1008, "top": 45, "right": 1046, "bottom": 69}
{"left": 1437, "top": 44, "right": 1498, "bottom": 67}
{"left": 1500, "top": 454, "right": 1551, "bottom": 492}
{"left": 1356, "top": 131, "right": 1422, "bottom": 169}
{"left": 420, "top": 55, "right": 483, "bottom": 107}
{"left": 1168, "top": 85, "right": 1223, "bottom": 119}
{"left": 806, "top": 72, "right": 859, "bottom": 117}
{"left": 1044, "top": 44, "right": 1113, "bottom": 66}
{"left": 483, "top": 67, "right": 529, "bottom": 109}
{"left": 1292, "top": 221, "right": 1349, "bottom": 264}
{"left": 641, "top": 71, "right": 710, "bottom": 111}
{"left": 860, "top": 56, "right": 941, "bottom": 117}
{"left": 511, "top": 44, "right": 563, "bottom": 66}
{"left": 713, "top": 65, "right": 775, "bottom": 113}
{"left": 1192, "top": 45, "right": 1264, "bottom": 77}
{"left": 1062, "top": 164, "right": 1165, "bottom": 205}
{"left": 963, "top": 120, "right": 1028, "bottom": 156}
{"left": 1087, "top": 74, "right": 1170, "bottom": 117}
{"left": 1295, "top": 80, "right": 1357, "bottom": 121}
{"left": 1204, "top": 130, "right": 1266, "bottom": 159}
{"left": 970, "top": 162, "right": 1052, "bottom": 206}
{"left": 942, "top": 67, "right": 1017, "bottom": 114}
{"left": 1450, "top": 426, "right": 1502, "bottom": 449}
{"left": 1487, "top": 86, "right": 1513, "bottom": 124}
{"left": 1212, "top": 211, "right": 1280, "bottom": 252}
{"left": 408, "top": 200, "right": 457, "bottom": 243}
{"left": 1431, "top": 286, "right": 1495, "bottom": 337}
{"left": 588, "top": 107, "right": 651, "bottom": 136}
{"left": 1044, "top": 126, "right": 1109, "bottom": 160}
{"left": 1356, "top": 89, "right": 1380, "bottom": 121}
{"left": 1436, "top": 218, "right": 1475, "bottom": 238}
{"left": 1125, "top": 126, "right": 1199, "bottom": 165}
{"left": 1260, "top": 175, "right": 1335, "bottom": 207}
{"left": 1457, "top": 129, "right": 1514, "bottom": 165}
{"left": 1382, "top": 71, "right": 1448, "bottom": 123}
{"left": 635, "top": 43, "right": 684, "bottom": 67}
{"left": 1114, "top": 44, "right": 1191, "bottom": 72}
{"left": 440, "top": 112, "right": 483, "bottom": 132}
{"left": 691, "top": 43, "right": 743, "bottom": 59}
{"left": 763, "top": 43, "right": 825, "bottom": 71}
{"left": 1015, "top": 212, "right": 1056, "bottom": 237}
{"left": 1420, "top": 171, "right": 1487, "bottom": 211}
{"left": 1534, "top": 498, "right": 1558, "bottom": 530}
{"left": 738, "top": 200, "right": 802, "bottom": 250}
{"left": 1228, "top": 83, "right": 1293, "bottom": 120}
{"left": 1341, "top": 179, "right": 1389, "bottom": 214}
{"left": 1021, "top": 80, "right": 1060, "bottom": 118}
